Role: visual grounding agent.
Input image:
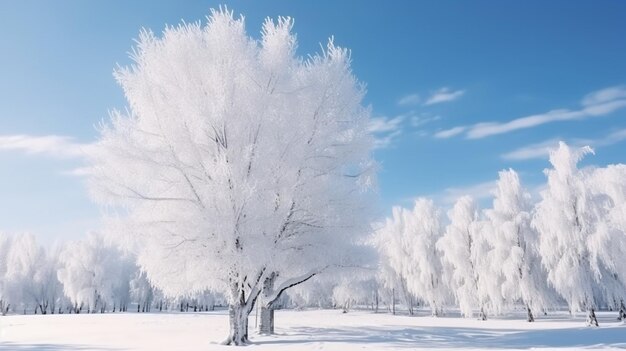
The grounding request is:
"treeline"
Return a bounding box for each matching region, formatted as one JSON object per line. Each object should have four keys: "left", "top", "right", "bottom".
{"left": 0, "top": 232, "right": 225, "bottom": 315}
{"left": 2, "top": 142, "right": 625, "bottom": 329}
{"left": 372, "top": 142, "right": 626, "bottom": 326}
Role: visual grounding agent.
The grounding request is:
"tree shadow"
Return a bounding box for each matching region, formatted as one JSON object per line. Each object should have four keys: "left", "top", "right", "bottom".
{"left": 0, "top": 343, "right": 119, "bottom": 350}
{"left": 253, "top": 324, "right": 626, "bottom": 349}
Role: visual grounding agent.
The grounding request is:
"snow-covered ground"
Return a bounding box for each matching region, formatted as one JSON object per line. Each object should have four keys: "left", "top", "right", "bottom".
{"left": 1, "top": 309, "right": 625, "bottom": 350}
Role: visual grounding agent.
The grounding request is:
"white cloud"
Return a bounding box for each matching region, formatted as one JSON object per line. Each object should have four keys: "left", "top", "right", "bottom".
{"left": 440, "top": 86, "right": 626, "bottom": 140}
{"left": 424, "top": 87, "right": 465, "bottom": 106}
{"left": 368, "top": 116, "right": 405, "bottom": 149}
{"left": 373, "top": 130, "right": 402, "bottom": 149}
{"left": 501, "top": 139, "right": 560, "bottom": 161}
{"left": 502, "top": 128, "right": 626, "bottom": 161}
{"left": 368, "top": 116, "right": 404, "bottom": 134}
{"left": 0, "top": 134, "right": 92, "bottom": 158}
{"left": 434, "top": 126, "right": 466, "bottom": 139}
{"left": 397, "top": 93, "right": 421, "bottom": 106}
{"left": 435, "top": 180, "right": 497, "bottom": 205}
{"left": 581, "top": 85, "right": 626, "bottom": 106}
{"left": 410, "top": 114, "right": 441, "bottom": 127}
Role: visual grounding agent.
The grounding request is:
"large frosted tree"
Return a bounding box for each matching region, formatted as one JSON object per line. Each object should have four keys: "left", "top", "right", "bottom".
{"left": 484, "top": 169, "right": 555, "bottom": 322}
{"left": 533, "top": 142, "right": 606, "bottom": 326}
{"left": 586, "top": 163, "right": 626, "bottom": 320}
{"left": 87, "top": 9, "right": 373, "bottom": 345}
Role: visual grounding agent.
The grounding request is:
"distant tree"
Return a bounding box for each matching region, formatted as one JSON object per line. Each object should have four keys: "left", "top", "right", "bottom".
{"left": 87, "top": 9, "right": 374, "bottom": 345}
{"left": 402, "top": 198, "right": 448, "bottom": 316}
{"left": 4, "top": 233, "right": 55, "bottom": 314}
{"left": 130, "top": 270, "right": 153, "bottom": 313}
{"left": 0, "top": 233, "right": 14, "bottom": 315}
{"left": 374, "top": 207, "right": 419, "bottom": 315}
{"left": 437, "top": 196, "right": 489, "bottom": 319}
{"left": 57, "top": 233, "right": 133, "bottom": 314}
{"left": 484, "top": 169, "right": 555, "bottom": 322}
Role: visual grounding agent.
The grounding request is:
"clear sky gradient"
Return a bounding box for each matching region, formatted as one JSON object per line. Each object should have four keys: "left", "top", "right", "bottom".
{"left": 1, "top": 1, "right": 625, "bottom": 243}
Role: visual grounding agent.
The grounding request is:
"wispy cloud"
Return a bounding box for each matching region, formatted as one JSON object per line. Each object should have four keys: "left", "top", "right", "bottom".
{"left": 434, "top": 126, "right": 467, "bottom": 139}
{"left": 441, "top": 86, "right": 626, "bottom": 140}
{"left": 0, "top": 134, "right": 92, "bottom": 158}
{"left": 410, "top": 113, "right": 441, "bottom": 127}
{"left": 368, "top": 116, "right": 404, "bottom": 134}
{"left": 424, "top": 87, "right": 465, "bottom": 106}
{"left": 434, "top": 180, "right": 497, "bottom": 205}
{"left": 581, "top": 85, "right": 626, "bottom": 106}
{"left": 397, "top": 93, "right": 421, "bottom": 106}
{"left": 502, "top": 128, "right": 626, "bottom": 161}
{"left": 368, "top": 116, "right": 405, "bottom": 149}
{"left": 501, "top": 139, "right": 561, "bottom": 161}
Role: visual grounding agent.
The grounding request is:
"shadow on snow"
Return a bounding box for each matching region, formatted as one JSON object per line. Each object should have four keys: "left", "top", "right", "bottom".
{"left": 253, "top": 324, "right": 626, "bottom": 349}
{"left": 0, "top": 343, "right": 119, "bottom": 351}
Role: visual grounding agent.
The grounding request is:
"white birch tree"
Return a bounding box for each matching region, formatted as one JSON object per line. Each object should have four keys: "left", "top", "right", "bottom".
{"left": 437, "top": 196, "right": 488, "bottom": 319}
{"left": 533, "top": 142, "right": 602, "bottom": 326}
{"left": 374, "top": 207, "right": 418, "bottom": 315}
{"left": 485, "top": 169, "right": 555, "bottom": 321}
{"left": 402, "top": 198, "right": 448, "bottom": 316}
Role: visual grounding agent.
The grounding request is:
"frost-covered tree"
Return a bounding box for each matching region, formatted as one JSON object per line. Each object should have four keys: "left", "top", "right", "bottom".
{"left": 375, "top": 207, "right": 419, "bottom": 315}
{"left": 87, "top": 9, "right": 373, "bottom": 345}
{"left": 437, "top": 196, "right": 489, "bottom": 319}
{"left": 57, "top": 233, "right": 133, "bottom": 313}
{"left": 332, "top": 276, "right": 377, "bottom": 313}
{"left": 485, "top": 169, "right": 555, "bottom": 322}
{"left": 533, "top": 142, "right": 605, "bottom": 326}
{"left": 0, "top": 233, "right": 65, "bottom": 315}
{"left": 586, "top": 164, "right": 626, "bottom": 320}
{"left": 3, "top": 233, "right": 55, "bottom": 314}
{"left": 402, "top": 198, "right": 447, "bottom": 316}
{"left": 0, "top": 233, "right": 14, "bottom": 315}
{"left": 130, "top": 270, "right": 153, "bottom": 313}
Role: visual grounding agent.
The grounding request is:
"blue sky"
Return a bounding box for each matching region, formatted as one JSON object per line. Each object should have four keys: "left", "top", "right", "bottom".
{"left": 1, "top": 1, "right": 625, "bottom": 243}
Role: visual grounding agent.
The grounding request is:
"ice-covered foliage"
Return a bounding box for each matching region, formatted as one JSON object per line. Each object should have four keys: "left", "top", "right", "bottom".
{"left": 0, "top": 233, "right": 14, "bottom": 315}
{"left": 533, "top": 142, "right": 615, "bottom": 325}
{"left": 3, "top": 233, "right": 64, "bottom": 314}
{"left": 374, "top": 207, "right": 419, "bottom": 314}
{"left": 87, "top": 8, "right": 374, "bottom": 344}
{"left": 437, "top": 196, "right": 489, "bottom": 319}
{"left": 0, "top": 233, "right": 65, "bottom": 315}
{"left": 586, "top": 164, "right": 626, "bottom": 314}
{"left": 4, "top": 233, "right": 46, "bottom": 314}
{"left": 130, "top": 270, "right": 154, "bottom": 312}
{"left": 484, "top": 169, "right": 555, "bottom": 321}
{"left": 376, "top": 199, "right": 448, "bottom": 315}
{"left": 57, "top": 233, "right": 134, "bottom": 313}
{"left": 403, "top": 198, "right": 448, "bottom": 316}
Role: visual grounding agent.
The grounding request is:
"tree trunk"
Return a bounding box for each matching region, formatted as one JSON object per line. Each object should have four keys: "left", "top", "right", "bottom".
{"left": 526, "top": 305, "right": 535, "bottom": 322}
{"left": 392, "top": 288, "right": 396, "bottom": 315}
{"left": 479, "top": 306, "right": 487, "bottom": 321}
{"left": 223, "top": 303, "right": 248, "bottom": 345}
{"left": 259, "top": 306, "right": 274, "bottom": 335}
{"left": 374, "top": 289, "right": 379, "bottom": 313}
{"left": 586, "top": 308, "right": 599, "bottom": 327}
{"left": 617, "top": 300, "right": 626, "bottom": 321}
{"left": 258, "top": 272, "right": 277, "bottom": 335}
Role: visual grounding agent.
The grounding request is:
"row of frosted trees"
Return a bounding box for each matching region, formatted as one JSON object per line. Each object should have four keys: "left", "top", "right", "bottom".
{"left": 375, "top": 142, "right": 626, "bottom": 326}
{"left": 0, "top": 232, "right": 224, "bottom": 316}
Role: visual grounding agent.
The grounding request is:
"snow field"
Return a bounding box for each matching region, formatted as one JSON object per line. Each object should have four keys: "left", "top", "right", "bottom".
{"left": 2, "top": 309, "right": 625, "bottom": 350}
